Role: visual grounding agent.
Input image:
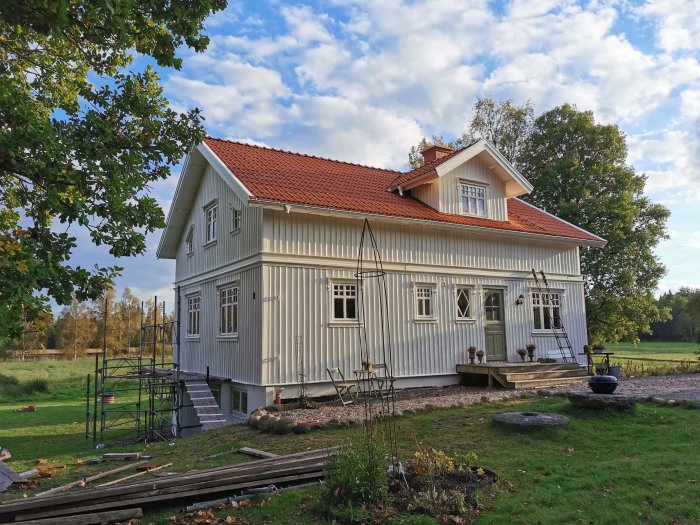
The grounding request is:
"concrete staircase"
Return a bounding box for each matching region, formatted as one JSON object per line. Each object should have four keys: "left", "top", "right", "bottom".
{"left": 183, "top": 380, "right": 227, "bottom": 431}
{"left": 457, "top": 362, "right": 589, "bottom": 390}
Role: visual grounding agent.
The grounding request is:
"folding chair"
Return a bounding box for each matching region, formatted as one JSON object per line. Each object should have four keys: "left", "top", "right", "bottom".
{"left": 326, "top": 367, "right": 356, "bottom": 406}
{"left": 373, "top": 363, "right": 396, "bottom": 394}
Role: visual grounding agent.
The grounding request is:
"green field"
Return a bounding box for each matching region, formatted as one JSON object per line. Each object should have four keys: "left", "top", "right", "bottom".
{"left": 1, "top": 358, "right": 699, "bottom": 524}
{"left": 606, "top": 341, "right": 700, "bottom": 377}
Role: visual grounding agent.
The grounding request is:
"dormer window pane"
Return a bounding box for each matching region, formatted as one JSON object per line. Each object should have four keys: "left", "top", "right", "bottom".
{"left": 461, "top": 183, "right": 486, "bottom": 216}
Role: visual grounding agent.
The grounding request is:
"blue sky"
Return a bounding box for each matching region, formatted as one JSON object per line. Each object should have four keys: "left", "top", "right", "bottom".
{"left": 65, "top": 0, "right": 700, "bottom": 312}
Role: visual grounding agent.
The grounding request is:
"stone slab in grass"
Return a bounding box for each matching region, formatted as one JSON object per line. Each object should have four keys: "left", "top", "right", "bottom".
{"left": 493, "top": 412, "right": 568, "bottom": 429}
{"left": 567, "top": 392, "right": 639, "bottom": 410}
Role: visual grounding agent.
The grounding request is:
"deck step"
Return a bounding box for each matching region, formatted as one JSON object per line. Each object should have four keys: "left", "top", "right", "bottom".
{"left": 501, "top": 369, "right": 588, "bottom": 381}
{"left": 183, "top": 380, "right": 226, "bottom": 431}
{"left": 507, "top": 376, "right": 589, "bottom": 389}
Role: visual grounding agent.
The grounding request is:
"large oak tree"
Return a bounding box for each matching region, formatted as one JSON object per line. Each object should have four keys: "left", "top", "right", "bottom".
{"left": 0, "top": 0, "right": 225, "bottom": 341}
{"left": 520, "top": 104, "right": 669, "bottom": 343}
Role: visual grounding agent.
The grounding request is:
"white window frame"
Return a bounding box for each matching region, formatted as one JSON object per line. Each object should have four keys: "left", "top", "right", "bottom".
{"left": 330, "top": 281, "right": 358, "bottom": 323}
{"left": 230, "top": 388, "right": 248, "bottom": 415}
{"left": 204, "top": 202, "right": 217, "bottom": 244}
{"left": 219, "top": 284, "right": 239, "bottom": 337}
{"left": 186, "top": 294, "right": 200, "bottom": 337}
{"left": 455, "top": 286, "right": 474, "bottom": 322}
{"left": 460, "top": 182, "right": 486, "bottom": 217}
{"left": 185, "top": 226, "right": 194, "bottom": 255}
{"left": 414, "top": 283, "right": 437, "bottom": 321}
{"left": 531, "top": 290, "right": 563, "bottom": 332}
{"left": 231, "top": 207, "right": 241, "bottom": 233}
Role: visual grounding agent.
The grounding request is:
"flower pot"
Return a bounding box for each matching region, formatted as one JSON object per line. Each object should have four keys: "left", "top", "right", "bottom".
{"left": 101, "top": 393, "right": 116, "bottom": 404}
{"left": 476, "top": 350, "right": 485, "bottom": 364}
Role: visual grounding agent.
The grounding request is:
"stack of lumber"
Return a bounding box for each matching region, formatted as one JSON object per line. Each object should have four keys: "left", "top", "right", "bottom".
{"left": 0, "top": 448, "right": 333, "bottom": 523}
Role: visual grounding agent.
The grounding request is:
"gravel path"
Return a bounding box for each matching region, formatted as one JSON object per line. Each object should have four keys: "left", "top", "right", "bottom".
{"left": 279, "top": 373, "right": 700, "bottom": 423}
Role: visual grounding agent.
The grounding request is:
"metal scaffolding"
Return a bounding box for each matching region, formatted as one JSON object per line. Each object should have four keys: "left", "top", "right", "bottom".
{"left": 85, "top": 291, "right": 183, "bottom": 446}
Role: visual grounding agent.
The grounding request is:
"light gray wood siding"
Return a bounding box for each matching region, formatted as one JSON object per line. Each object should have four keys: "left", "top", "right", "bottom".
{"left": 174, "top": 164, "right": 262, "bottom": 283}
{"left": 262, "top": 211, "right": 581, "bottom": 276}
{"left": 179, "top": 265, "right": 262, "bottom": 383}
{"left": 261, "top": 264, "right": 588, "bottom": 386}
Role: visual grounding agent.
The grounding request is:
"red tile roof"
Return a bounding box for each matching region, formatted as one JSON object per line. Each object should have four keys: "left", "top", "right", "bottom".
{"left": 388, "top": 145, "right": 471, "bottom": 189}
{"left": 203, "top": 137, "right": 603, "bottom": 244}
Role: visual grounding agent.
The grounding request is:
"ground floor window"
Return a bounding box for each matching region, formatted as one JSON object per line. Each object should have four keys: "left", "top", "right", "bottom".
{"left": 332, "top": 283, "right": 357, "bottom": 321}
{"left": 219, "top": 285, "right": 239, "bottom": 336}
{"left": 187, "top": 295, "right": 200, "bottom": 336}
{"left": 455, "top": 287, "right": 472, "bottom": 319}
{"left": 532, "top": 291, "right": 562, "bottom": 330}
{"left": 230, "top": 388, "right": 248, "bottom": 415}
{"left": 415, "top": 285, "right": 435, "bottom": 319}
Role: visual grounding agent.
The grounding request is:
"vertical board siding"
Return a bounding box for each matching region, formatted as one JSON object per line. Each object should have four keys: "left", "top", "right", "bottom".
{"left": 438, "top": 157, "right": 507, "bottom": 221}
{"left": 263, "top": 211, "right": 580, "bottom": 276}
{"left": 262, "top": 264, "right": 588, "bottom": 386}
{"left": 179, "top": 266, "right": 262, "bottom": 383}
{"left": 175, "top": 165, "right": 262, "bottom": 283}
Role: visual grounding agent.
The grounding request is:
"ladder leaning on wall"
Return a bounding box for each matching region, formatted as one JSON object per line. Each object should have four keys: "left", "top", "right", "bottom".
{"left": 531, "top": 269, "right": 576, "bottom": 362}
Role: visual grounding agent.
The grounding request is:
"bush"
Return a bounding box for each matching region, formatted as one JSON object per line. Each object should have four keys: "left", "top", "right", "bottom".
{"left": 321, "top": 437, "right": 388, "bottom": 521}
{"left": 0, "top": 374, "right": 50, "bottom": 400}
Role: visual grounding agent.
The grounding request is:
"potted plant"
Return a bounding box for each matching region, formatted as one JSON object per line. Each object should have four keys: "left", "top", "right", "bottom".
{"left": 516, "top": 348, "right": 527, "bottom": 362}
{"left": 592, "top": 344, "right": 604, "bottom": 354}
{"left": 362, "top": 357, "right": 373, "bottom": 371}
{"left": 467, "top": 346, "right": 477, "bottom": 364}
{"left": 526, "top": 344, "right": 536, "bottom": 362}
{"left": 476, "top": 349, "right": 485, "bottom": 363}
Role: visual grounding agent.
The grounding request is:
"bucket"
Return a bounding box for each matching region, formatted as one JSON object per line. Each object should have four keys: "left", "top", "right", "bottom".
{"left": 608, "top": 365, "right": 622, "bottom": 380}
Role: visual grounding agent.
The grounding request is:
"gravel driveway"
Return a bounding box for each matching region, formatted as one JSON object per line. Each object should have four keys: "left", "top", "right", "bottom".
{"left": 280, "top": 373, "right": 700, "bottom": 424}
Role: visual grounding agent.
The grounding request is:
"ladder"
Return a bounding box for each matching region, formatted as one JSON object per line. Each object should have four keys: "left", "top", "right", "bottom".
{"left": 531, "top": 269, "right": 576, "bottom": 362}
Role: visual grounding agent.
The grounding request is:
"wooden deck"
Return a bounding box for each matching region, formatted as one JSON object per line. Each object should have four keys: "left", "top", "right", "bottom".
{"left": 456, "top": 362, "right": 588, "bottom": 389}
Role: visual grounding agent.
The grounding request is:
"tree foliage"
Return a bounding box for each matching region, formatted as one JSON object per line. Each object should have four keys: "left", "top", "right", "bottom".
{"left": 647, "top": 288, "right": 699, "bottom": 342}
{"left": 0, "top": 0, "right": 225, "bottom": 341}
{"left": 407, "top": 98, "right": 533, "bottom": 168}
{"left": 520, "top": 104, "right": 670, "bottom": 343}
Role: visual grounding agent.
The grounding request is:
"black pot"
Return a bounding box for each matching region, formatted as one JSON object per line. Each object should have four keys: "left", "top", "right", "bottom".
{"left": 588, "top": 375, "right": 618, "bottom": 394}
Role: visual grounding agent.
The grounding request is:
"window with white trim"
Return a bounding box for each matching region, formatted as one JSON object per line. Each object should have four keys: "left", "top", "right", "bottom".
{"left": 232, "top": 208, "right": 241, "bottom": 232}
{"left": 186, "top": 295, "right": 200, "bottom": 337}
{"left": 219, "top": 285, "right": 239, "bottom": 336}
{"left": 332, "top": 283, "right": 357, "bottom": 321}
{"left": 415, "top": 285, "right": 435, "bottom": 319}
{"left": 185, "top": 226, "right": 194, "bottom": 255}
{"left": 455, "top": 287, "right": 472, "bottom": 319}
{"left": 460, "top": 183, "right": 486, "bottom": 216}
{"left": 205, "top": 203, "right": 217, "bottom": 243}
{"left": 532, "top": 291, "right": 562, "bottom": 330}
{"left": 230, "top": 388, "right": 248, "bottom": 415}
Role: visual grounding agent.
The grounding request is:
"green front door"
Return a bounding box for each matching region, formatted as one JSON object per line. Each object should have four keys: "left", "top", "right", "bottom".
{"left": 484, "top": 289, "right": 506, "bottom": 361}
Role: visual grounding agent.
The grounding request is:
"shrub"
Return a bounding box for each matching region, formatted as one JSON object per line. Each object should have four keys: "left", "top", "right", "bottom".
{"left": 321, "top": 437, "right": 388, "bottom": 521}
{"left": 0, "top": 374, "right": 50, "bottom": 400}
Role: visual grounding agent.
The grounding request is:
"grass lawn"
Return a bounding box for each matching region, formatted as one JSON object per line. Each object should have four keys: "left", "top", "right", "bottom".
{"left": 1, "top": 360, "right": 699, "bottom": 524}
{"left": 609, "top": 341, "right": 700, "bottom": 362}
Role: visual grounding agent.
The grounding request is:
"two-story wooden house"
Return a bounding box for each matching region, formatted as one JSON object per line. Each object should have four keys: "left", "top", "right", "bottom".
{"left": 157, "top": 137, "right": 604, "bottom": 426}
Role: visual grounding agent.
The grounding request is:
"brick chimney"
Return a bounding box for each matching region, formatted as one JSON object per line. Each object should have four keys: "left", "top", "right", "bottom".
{"left": 421, "top": 144, "right": 453, "bottom": 164}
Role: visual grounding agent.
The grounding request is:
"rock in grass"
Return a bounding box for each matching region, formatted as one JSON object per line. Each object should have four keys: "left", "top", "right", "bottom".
{"left": 272, "top": 417, "right": 297, "bottom": 435}
{"left": 258, "top": 415, "right": 277, "bottom": 433}
{"left": 294, "top": 422, "right": 311, "bottom": 434}
{"left": 567, "top": 392, "right": 637, "bottom": 411}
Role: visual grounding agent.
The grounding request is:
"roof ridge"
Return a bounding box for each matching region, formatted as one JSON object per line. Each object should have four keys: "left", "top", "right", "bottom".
{"left": 204, "top": 136, "right": 403, "bottom": 175}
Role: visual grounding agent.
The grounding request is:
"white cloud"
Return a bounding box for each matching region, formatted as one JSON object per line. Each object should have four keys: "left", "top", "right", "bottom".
{"left": 636, "top": 0, "right": 700, "bottom": 52}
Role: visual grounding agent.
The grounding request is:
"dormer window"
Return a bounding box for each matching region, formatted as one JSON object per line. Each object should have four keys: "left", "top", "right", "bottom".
{"left": 460, "top": 183, "right": 486, "bottom": 216}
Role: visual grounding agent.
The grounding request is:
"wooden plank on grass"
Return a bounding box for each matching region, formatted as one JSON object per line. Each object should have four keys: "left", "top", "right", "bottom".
{"left": 17, "top": 507, "right": 142, "bottom": 525}
{"left": 95, "top": 463, "right": 173, "bottom": 487}
{"left": 100, "top": 453, "right": 143, "bottom": 461}
{"left": 34, "top": 460, "right": 148, "bottom": 497}
{"left": 237, "top": 447, "right": 279, "bottom": 459}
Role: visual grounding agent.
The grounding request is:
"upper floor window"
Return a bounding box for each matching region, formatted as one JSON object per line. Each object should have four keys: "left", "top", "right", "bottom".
{"left": 185, "top": 226, "right": 194, "bottom": 255}
{"left": 415, "top": 285, "right": 436, "bottom": 320}
{"left": 332, "top": 283, "right": 357, "bottom": 321}
{"left": 532, "top": 291, "right": 562, "bottom": 330}
{"left": 455, "top": 287, "right": 472, "bottom": 320}
{"left": 205, "top": 203, "right": 217, "bottom": 243}
{"left": 460, "top": 183, "right": 486, "bottom": 216}
{"left": 219, "top": 285, "right": 239, "bottom": 336}
{"left": 232, "top": 208, "right": 241, "bottom": 232}
{"left": 186, "top": 295, "right": 200, "bottom": 337}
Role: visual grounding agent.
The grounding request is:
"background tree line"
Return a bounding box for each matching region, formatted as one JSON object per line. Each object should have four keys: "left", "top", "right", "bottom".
{"left": 644, "top": 288, "right": 700, "bottom": 342}
{"left": 0, "top": 288, "right": 173, "bottom": 360}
